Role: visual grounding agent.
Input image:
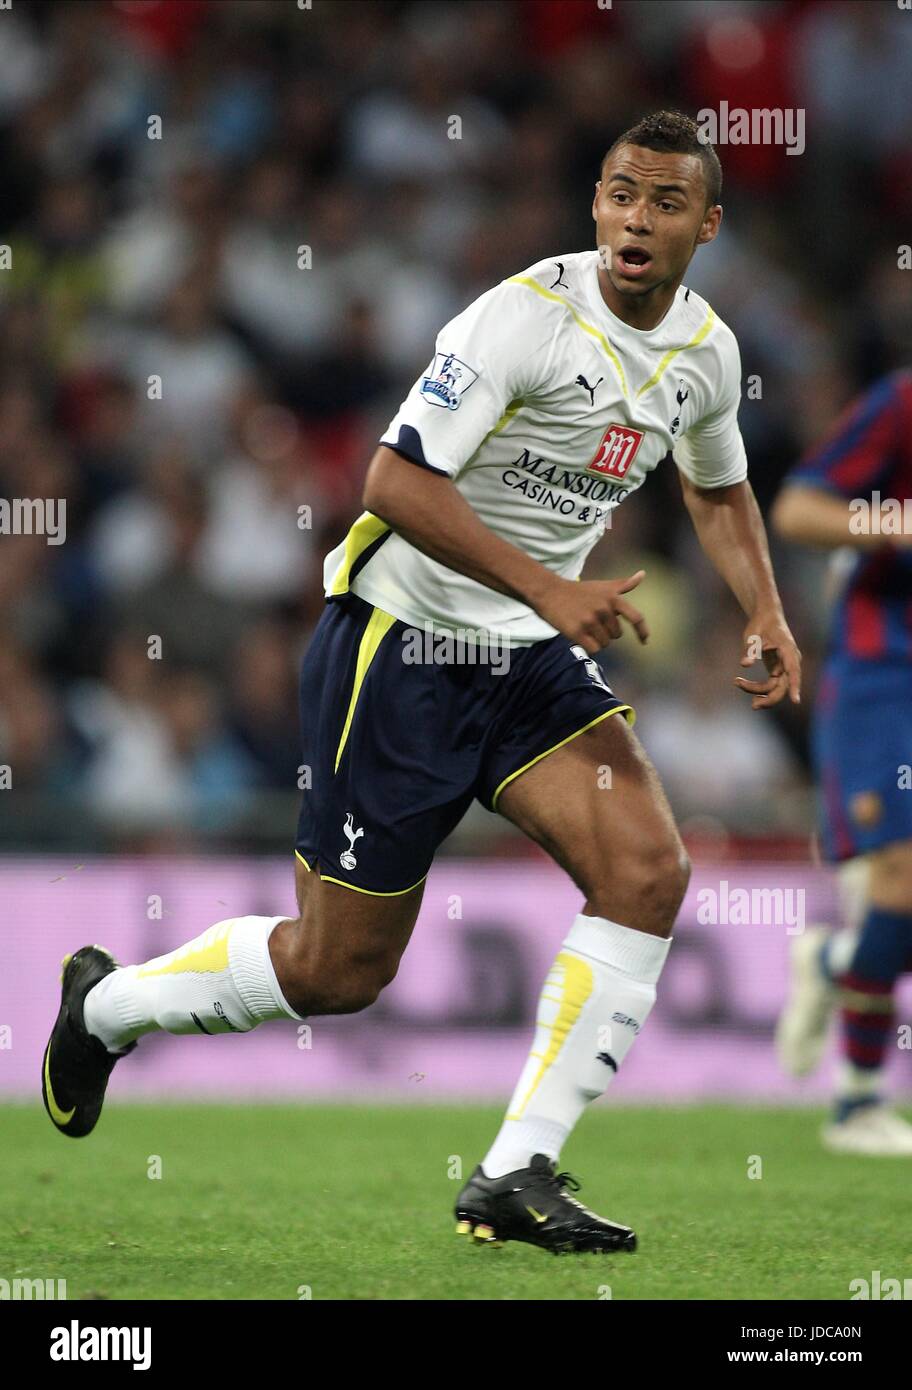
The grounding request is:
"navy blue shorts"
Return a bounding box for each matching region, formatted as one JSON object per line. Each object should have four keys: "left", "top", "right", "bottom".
{"left": 813, "top": 656, "right": 912, "bottom": 862}
{"left": 295, "top": 592, "right": 633, "bottom": 894}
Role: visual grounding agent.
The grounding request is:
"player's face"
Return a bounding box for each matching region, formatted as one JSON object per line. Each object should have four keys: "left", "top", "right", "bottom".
{"left": 592, "top": 145, "right": 721, "bottom": 300}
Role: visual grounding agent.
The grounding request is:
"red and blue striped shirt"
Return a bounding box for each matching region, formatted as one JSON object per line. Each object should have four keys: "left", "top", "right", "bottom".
{"left": 786, "top": 369, "right": 912, "bottom": 664}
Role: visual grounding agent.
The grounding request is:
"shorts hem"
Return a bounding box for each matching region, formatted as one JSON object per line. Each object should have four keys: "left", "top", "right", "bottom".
{"left": 489, "top": 703, "right": 634, "bottom": 812}
{"left": 294, "top": 851, "right": 427, "bottom": 897}
{"left": 319, "top": 871, "right": 429, "bottom": 897}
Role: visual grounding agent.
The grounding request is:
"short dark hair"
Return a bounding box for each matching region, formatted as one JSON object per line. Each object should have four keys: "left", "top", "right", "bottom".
{"left": 602, "top": 110, "right": 722, "bottom": 208}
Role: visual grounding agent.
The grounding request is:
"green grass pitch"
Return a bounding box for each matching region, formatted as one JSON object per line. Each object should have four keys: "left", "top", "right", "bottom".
{"left": 2, "top": 1102, "right": 909, "bottom": 1300}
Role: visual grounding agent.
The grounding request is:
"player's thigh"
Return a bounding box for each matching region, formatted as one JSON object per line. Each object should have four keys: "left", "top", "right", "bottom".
{"left": 497, "top": 713, "right": 689, "bottom": 932}
{"left": 867, "top": 839, "right": 912, "bottom": 912}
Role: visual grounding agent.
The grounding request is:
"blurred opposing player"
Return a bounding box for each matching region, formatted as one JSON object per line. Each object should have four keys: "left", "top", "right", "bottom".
{"left": 774, "top": 370, "right": 912, "bottom": 1155}
{"left": 44, "top": 113, "right": 800, "bottom": 1251}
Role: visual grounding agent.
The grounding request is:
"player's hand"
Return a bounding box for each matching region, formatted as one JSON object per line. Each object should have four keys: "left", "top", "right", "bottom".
{"left": 734, "top": 614, "right": 801, "bottom": 709}
{"left": 535, "top": 571, "right": 650, "bottom": 653}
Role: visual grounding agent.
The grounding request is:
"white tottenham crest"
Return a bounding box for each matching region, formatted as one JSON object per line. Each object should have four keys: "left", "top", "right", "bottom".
{"left": 340, "top": 812, "right": 364, "bottom": 870}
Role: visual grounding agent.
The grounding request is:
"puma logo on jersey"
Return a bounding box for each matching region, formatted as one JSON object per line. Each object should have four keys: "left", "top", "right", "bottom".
{"left": 340, "top": 812, "right": 365, "bottom": 870}
{"left": 575, "top": 373, "right": 603, "bottom": 406}
{"left": 550, "top": 262, "right": 568, "bottom": 289}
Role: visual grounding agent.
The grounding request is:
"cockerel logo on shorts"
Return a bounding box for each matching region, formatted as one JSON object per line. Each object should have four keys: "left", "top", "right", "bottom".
{"left": 340, "top": 812, "right": 365, "bottom": 870}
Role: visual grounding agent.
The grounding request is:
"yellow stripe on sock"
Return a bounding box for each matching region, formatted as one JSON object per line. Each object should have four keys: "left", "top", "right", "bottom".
{"left": 507, "top": 951, "right": 594, "bottom": 1119}
{"left": 136, "top": 920, "right": 233, "bottom": 978}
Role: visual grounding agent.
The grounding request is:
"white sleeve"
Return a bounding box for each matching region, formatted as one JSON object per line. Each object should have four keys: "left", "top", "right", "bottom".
{"left": 672, "top": 328, "right": 748, "bottom": 488}
{"left": 379, "top": 281, "right": 552, "bottom": 479}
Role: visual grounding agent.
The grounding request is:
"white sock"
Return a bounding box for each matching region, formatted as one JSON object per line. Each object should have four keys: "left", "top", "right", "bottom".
{"left": 481, "top": 913, "right": 672, "bottom": 1178}
{"left": 83, "top": 916, "right": 301, "bottom": 1052}
{"left": 836, "top": 1060, "right": 883, "bottom": 1104}
{"left": 822, "top": 926, "right": 859, "bottom": 979}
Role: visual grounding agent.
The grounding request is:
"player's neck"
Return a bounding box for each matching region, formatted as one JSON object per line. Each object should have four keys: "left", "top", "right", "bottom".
{"left": 595, "top": 266, "right": 679, "bottom": 332}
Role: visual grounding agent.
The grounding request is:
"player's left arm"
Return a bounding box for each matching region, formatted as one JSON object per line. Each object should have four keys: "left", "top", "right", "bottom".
{"left": 679, "top": 475, "right": 801, "bottom": 708}
{"left": 673, "top": 327, "right": 800, "bottom": 710}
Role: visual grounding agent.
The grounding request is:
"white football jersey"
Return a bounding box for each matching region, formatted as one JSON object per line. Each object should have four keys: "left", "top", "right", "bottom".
{"left": 323, "top": 249, "right": 747, "bottom": 644}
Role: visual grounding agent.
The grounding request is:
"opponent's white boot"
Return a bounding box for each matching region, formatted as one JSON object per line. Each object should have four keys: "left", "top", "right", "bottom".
{"left": 775, "top": 926, "right": 835, "bottom": 1077}
{"left": 822, "top": 1104, "right": 912, "bottom": 1157}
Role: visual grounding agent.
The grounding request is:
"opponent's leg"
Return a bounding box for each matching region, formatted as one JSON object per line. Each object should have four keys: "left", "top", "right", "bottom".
{"left": 457, "top": 714, "right": 689, "bottom": 1251}
{"left": 776, "top": 857, "right": 868, "bottom": 1078}
{"left": 821, "top": 840, "right": 912, "bottom": 1155}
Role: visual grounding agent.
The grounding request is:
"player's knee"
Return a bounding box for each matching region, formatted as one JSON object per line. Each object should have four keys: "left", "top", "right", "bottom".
{"left": 585, "top": 833, "right": 690, "bottom": 930}
{"left": 663, "top": 841, "right": 692, "bottom": 914}
{"left": 635, "top": 838, "right": 689, "bottom": 923}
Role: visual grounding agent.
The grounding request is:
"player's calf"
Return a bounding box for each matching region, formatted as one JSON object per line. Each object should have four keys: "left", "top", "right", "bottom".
{"left": 64, "top": 868, "right": 420, "bottom": 1088}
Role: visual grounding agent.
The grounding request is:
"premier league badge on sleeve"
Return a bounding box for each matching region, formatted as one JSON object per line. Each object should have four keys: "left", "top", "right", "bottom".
{"left": 420, "top": 352, "right": 479, "bottom": 410}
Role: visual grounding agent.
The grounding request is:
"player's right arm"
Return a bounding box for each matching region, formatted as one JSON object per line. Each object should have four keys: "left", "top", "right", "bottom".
{"left": 772, "top": 374, "right": 909, "bottom": 550}
{"left": 363, "top": 445, "right": 649, "bottom": 651}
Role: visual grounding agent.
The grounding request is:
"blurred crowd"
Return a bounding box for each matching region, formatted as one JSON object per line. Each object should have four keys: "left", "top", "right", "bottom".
{"left": 0, "top": 0, "right": 910, "bottom": 851}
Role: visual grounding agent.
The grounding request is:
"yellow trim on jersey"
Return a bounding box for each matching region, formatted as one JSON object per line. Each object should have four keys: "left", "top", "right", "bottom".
{"left": 318, "top": 871, "right": 429, "bottom": 897}
{"left": 635, "top": 307, "right": 715, "bottom": 398}
{"left": 295, "top": 849, "right": 313, "bottom": 872}
{"left": 506, "top": 275, "right": 629, "bottom": 399}
{"left": 491, "top": 704, "right": 634, "bottom": 811}
{"left": 136, "top": 920, "right": 232, "bottom": 978}
{"left": 334, "top": 605, "right": 397, "bottom": 773}
{"left": 328, "top": 512, "right": 391, "bottom": 597}
{"left": 507, "top": 951, "right": 594, "bottom": 1119}
{"left": 491, "top": 397, "right": 524, "bottom": 435}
